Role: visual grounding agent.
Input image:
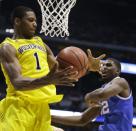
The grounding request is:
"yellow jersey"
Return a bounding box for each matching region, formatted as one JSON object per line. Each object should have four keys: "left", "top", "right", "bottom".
{"left": 1, "top": 36, "right": 63, "bottom": 103}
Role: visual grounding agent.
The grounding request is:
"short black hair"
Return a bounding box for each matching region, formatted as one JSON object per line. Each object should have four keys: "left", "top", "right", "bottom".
{"left": 10, "top": 6, "right": 34, "bottom": 25}
{"left": 107, "top": 58, "right": 121, "bottom": 73}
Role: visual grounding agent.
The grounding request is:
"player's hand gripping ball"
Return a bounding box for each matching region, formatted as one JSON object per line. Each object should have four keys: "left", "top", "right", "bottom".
{"left": 57, "top": 46, "right": 88, "bottom": 79}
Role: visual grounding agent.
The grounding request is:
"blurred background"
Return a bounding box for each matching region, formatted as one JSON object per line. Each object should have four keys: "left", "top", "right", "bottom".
{"left": 0, "top": 0, "right": 136, "bottom": 130}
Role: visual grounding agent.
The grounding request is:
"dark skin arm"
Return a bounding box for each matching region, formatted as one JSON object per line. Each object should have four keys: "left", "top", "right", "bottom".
{"left": 0, "top": 44, "right": 78, "bottom": 91}
{"left": 45, "top": 44, "right": 57, "bottom": 70}
{"left": 85, "top": 78, "right": 129, "bottom": 103}
{"left": 51, "top": 105, "right": 101, "bottom": 127}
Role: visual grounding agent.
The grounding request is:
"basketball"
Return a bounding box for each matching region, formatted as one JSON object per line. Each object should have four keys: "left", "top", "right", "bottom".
{"left": 57, "top": 46, "right": 88, "bottom": 79}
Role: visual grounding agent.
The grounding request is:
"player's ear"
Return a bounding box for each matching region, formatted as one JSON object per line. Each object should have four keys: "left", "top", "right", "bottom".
{"left": 14, "top": 17, "right": 21, "bottom": 26}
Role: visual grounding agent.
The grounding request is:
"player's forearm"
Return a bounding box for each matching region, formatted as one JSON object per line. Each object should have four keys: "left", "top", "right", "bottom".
{"left": 52, "top": 115, "right": 87, "bottom": 127}
{"left": 85, "top": 88, "right": 106, "bottom": 101}
{"left": 52, "top": 106, "right": 101, "bottom": 127}
{"left": 81, "top": 106, "right": 101, "bottom": 122}
{"left": 12, "top": 76, "right": 52, "bottom": 91}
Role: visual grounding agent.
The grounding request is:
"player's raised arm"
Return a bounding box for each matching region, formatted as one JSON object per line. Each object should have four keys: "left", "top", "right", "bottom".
{"left": 51, "top": 105, "right": 101, "bottom": 127}
{"left": 0, "top": 44, "right": 78, "bottom": 91}
{"left": 44, "top": 43, "right": 58, "bottom": 70}
{"left": 85, "top": 77, "right": 129, "bottom": 103}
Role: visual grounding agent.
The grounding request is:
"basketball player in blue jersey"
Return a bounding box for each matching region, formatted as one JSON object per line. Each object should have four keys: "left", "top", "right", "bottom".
{"left": 85, "top": 58, "right": 133, "bottom": 131}
{"left": 52, "top": 58, "right": 133, "bottom": 131}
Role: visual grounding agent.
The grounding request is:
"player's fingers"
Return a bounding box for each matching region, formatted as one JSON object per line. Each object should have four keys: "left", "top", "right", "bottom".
{"left": 57, "top": 66, "right": 74, "bottom": 76}
{"left": 87, "top": 49, "right": 93, "bottom": 58}
{"left": 61, "top": 77, "right": 78, "bottom": 83}
{"left": 65, "top": 71, "right": 78, "bottom": 77}
{"left": 50, "top": 63, "right": 58, "bottom": 74}
{"left": 61, "top": 66, "right": 74, "bottom": 72}
{"left": 61, "top": 67, "right": 78, "bottom": 77}
{"left": 57, "top": 83, "right": 75, "bottom": 87}
{"left": 97, "top": 54, "right": 106, "bottom": 60}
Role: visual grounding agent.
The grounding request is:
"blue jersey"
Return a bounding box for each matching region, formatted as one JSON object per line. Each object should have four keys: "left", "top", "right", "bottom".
{"left": 99, "top": 77, "right": 133, "bottom": 131}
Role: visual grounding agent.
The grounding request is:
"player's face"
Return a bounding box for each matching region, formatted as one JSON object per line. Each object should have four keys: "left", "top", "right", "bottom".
{"left": 18, "top": 11, "right": 37, "bottom": 38}
{"left": 100, "top": 60, "right": 118, "bottom": 80}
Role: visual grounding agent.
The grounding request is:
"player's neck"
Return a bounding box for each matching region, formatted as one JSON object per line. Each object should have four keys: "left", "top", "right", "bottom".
{"left": 13, "top": 30, "right": 33, "bottom": 39}
{"left": 103, "top": 75, "right": 119, "bottom": 83}
{"left": 12, "top": 34, "right": 33, "bottom": 40}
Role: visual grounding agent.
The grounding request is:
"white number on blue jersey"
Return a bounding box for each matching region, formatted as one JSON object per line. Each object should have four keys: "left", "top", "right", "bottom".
{"left": 101, "top": 101, "right": 110, "bottom": 115}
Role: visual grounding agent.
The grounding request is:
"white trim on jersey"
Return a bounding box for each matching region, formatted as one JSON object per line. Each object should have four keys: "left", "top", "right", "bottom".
{"left": 113, "top": 76, "right": 132, "bottom": 100}
{"left": 116, "top": 92, "right": 132, "bottom": 100}
{"left": 104, "top": 76, "right": 132, "bottom": 100}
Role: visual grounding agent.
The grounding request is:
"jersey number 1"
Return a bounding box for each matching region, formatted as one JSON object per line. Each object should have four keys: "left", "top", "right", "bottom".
{"left": 34, "top": 52, "right": 41, "bottom": 70}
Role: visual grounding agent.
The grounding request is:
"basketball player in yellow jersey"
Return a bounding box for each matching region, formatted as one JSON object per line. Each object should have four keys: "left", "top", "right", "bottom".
{"left": 0, "top": 6, "right": 105, "bottom": 131}
{"left": 0, "top": 6, "right": 79, "bottom": 131}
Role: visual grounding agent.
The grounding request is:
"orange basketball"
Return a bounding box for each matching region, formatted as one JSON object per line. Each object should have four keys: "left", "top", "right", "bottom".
{"left": 57, "top": 46, "right": 88, "bottom": 79}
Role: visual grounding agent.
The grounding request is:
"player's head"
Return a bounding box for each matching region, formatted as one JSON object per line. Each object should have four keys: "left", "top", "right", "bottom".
{"left": 100, "top": 58, "right": 121, "bottom": 81}
{"left": 11, "top": 6, "right": 37, "bottom": 38}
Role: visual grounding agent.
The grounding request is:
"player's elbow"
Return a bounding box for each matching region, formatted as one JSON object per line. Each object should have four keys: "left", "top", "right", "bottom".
{"left": 98, "top": 91, "right": 109, "bottom": 100}
{"left": 12, "top": 82, "right": 24, "bottom": 90}
{"left": 11, "top": 79, "right": 29, "bottom": 91}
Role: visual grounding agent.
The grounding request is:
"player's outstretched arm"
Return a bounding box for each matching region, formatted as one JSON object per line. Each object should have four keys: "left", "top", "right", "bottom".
{"left": 85, "top": 77, "right": 129, "bottom": 103}
{"left": 51, "top": 105, "right": 101, "bottom": 127}
{"left": 87, "top": 49, "right": 105, "bottom": 72}
{"left": 0, "top": 44, "right": 78, "bottom": 91}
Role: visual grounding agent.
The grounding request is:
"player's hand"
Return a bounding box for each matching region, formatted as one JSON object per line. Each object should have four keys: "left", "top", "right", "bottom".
{"left": 86, "top": 100, "right": 100, "bottom": 107}
{"left": 85, "top": 92, "right": 99, "bottom": 107}
{"left": 87, "top": 49, "right": 106, "bottom": 72}
{"left": 46, "top": 63, "right": 78, "bottom": 86}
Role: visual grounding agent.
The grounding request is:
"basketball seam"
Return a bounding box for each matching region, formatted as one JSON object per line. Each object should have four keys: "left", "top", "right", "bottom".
{"left": 58, "top": 56, "right": 86, "bottom": 71}
{"left": 69, "top": 50, "right": 83, "bottom": 69}
{"left": 57, "top": 57, "right": 76, "bottom": 67}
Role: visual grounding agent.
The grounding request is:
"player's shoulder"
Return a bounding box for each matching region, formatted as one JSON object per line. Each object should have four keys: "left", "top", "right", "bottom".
{"left": 34, "top": 36, "right": 43, "bottom": 42}
{"left": 1, "top": 37, "right": 14, "bottom": 44}
{"left": 113, "top": 77, "right": 127, "bottom": 83}
{"left": 1, "top": 37, "right": 15, "bottom": 47}
{"left": 33, "top": 36, "right": 46, "bottom": 47}
{"left": 0, "top": 41, "right": 16, "bottom": 59}
{"left": 1, "top": 42, "right": 15, "bottom": 51}
{"left": 113, "top": 77, "right": 129, "bottom": 89}
{"left": 0, "top": 44, "right": 15, "bottom": 62}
